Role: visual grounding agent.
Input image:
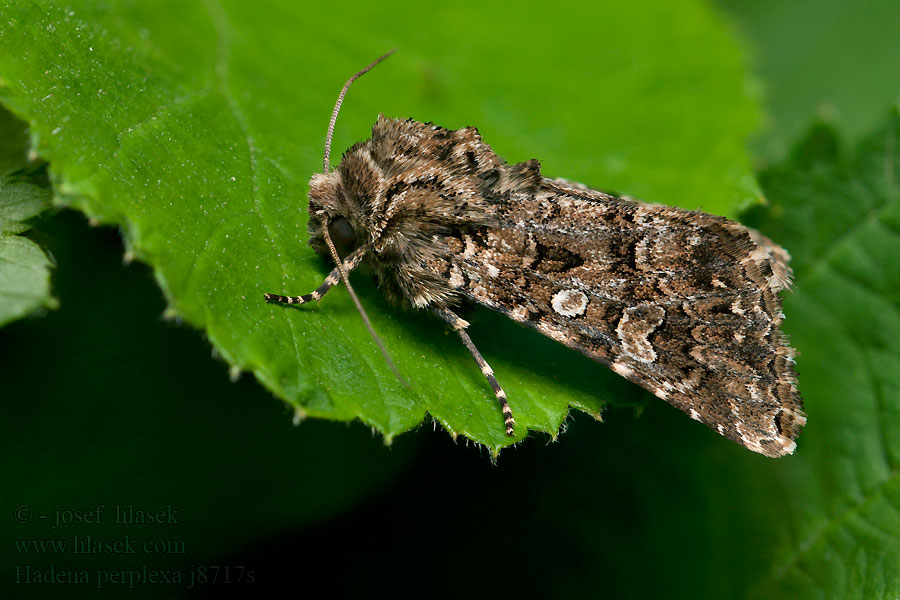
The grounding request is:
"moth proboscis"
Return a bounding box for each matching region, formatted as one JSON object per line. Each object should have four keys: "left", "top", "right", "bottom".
{"left": 265, "top": 52, "right": 805, "bottom": 458}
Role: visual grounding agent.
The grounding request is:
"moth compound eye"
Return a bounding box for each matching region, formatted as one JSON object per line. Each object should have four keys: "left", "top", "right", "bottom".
{"left": 328, "top": 216, "right": 357, "bottom": 256}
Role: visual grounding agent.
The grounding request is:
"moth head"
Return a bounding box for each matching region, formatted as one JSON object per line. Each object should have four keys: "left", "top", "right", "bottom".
{"left": 307, "top": 171, "right": 365, "bottom": 258}
{"left": 307, "top": 50, "right": 395, "bottom": 261}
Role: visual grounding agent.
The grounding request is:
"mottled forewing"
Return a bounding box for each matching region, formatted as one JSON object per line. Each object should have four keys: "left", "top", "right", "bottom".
{"left": 437, "top": 176, "right": 805, "bottom": 457}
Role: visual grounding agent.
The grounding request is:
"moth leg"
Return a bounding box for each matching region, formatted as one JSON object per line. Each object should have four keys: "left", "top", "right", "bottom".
{"left": 433, "top": 307, "right": 515, "bottom": 437}
{"left": 264, "top": 246, "right": 367, "bottom": 305}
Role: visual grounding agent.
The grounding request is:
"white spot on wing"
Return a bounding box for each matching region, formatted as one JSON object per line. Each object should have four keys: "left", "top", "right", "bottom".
{"left": 448, "top": 266, "right": 464, "bottom": 288}
{"left": 612, "top": 361, "right": 633, "bottom": 378}
{"left": 551, "top": 289, "right": 588, "bottom": 317}
{"left": 510, "top": 305, "right": 528, "bottom": 322}
{"left": 463, "top": 236, "right": 477, "bottom": 259}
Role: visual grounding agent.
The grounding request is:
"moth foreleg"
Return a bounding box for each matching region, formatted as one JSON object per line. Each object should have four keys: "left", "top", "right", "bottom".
{"left": 433, "top": 307, "right": 515, "bottom": 437}
{"left": 264, "top": 246, "right": 367, "bottom": 306}
{"left": 264, "top": 275, "right": 337, "bottom": 305}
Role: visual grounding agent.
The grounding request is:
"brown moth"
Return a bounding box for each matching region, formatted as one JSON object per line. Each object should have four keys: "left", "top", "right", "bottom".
{"left": 266, "top": 52, "right": 805, "bottom": 458}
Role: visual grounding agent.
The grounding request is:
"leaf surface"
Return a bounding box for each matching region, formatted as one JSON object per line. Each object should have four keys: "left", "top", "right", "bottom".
{"left": 740, "top": 110, "right": 900, "bottom": 599}
{"left": 0, "top": 107, "right": 54, "bottom": 327}
{"left": 0, "top": 0, "right": 761, "bottom": 450}
{"left": 718, "top": 0, "right": 900, "bottom": 161}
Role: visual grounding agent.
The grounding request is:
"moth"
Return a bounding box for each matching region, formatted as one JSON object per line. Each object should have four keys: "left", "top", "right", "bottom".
{"left": 266, "top": 52, "right": 805, "bottom": 458}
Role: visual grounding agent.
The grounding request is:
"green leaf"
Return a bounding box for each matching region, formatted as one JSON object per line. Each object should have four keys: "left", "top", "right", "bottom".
{"left": 0, "top": 107, "right": 55, "bottom": 327}
{"left": 718, "top": 0, "right": 900, "bottom": 162}
{"left": 0, "top": 0, "right": 761, "bottom": 451}
{"left": 739, "top": 110, "right": 900, "bottom": 598}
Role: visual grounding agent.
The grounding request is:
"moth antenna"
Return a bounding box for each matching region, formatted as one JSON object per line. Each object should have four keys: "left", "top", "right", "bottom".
{"left": 321, "top": 221, "right": 409, "bottom": 388}
{"left": 323, "top": 49, "right": 396, "bottom": 173}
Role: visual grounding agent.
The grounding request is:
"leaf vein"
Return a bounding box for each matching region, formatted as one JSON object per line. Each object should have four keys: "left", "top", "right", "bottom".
{"left": 771, "top": 471, "right": 900, "bottom": 582}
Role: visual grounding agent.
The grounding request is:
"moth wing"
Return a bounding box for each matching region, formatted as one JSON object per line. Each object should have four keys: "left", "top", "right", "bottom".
{"left": 447, "top": 176, "right": 804, "bottom": 457}
{"left": 369, "top": 115, "right": 504, "bottom": 178}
